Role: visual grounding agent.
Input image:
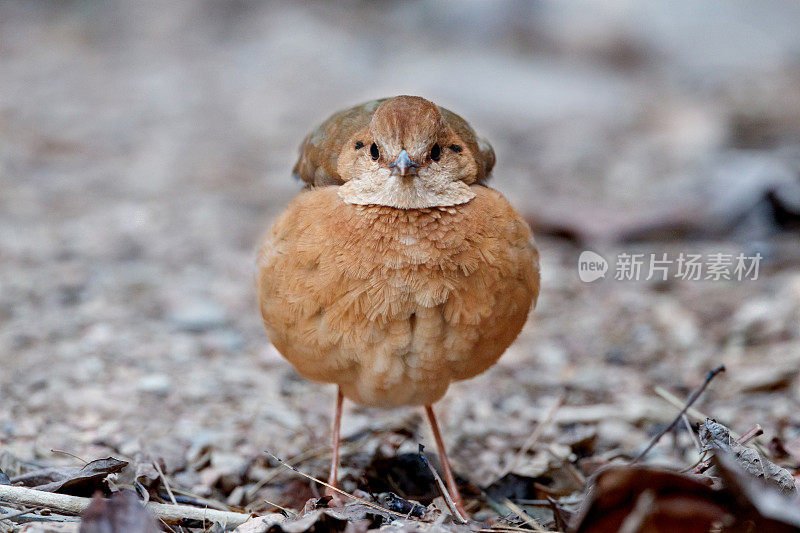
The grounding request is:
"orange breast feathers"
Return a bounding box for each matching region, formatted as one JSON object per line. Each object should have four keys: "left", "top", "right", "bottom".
{"left": 257, "top": 186, "right": 540, "bottom": 407}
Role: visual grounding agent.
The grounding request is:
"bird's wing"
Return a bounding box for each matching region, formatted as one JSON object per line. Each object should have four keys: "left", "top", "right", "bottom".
{"left": 439, "top": 107, "right": 496, "bottom": 182}
{"left": 293, "top": 99, "right": 387, "bottom": 187}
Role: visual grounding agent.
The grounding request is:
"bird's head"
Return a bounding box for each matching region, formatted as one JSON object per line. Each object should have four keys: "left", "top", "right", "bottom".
{"left": 337, "top": 96, "right": 482, "bottom": 209}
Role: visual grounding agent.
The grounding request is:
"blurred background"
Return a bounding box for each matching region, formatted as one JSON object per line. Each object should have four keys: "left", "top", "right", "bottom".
{"left": 1, "top": 0, "right": 799, "bottom": 512}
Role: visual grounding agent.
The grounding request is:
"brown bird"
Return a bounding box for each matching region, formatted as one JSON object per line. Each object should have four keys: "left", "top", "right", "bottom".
{"left": 257, "top": 96, "right": 539, "bottom": 514}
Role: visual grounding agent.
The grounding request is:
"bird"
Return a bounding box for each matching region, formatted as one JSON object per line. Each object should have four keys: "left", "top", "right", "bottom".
{"left": 257, "top": 95, "right": 540, "bottom": 515}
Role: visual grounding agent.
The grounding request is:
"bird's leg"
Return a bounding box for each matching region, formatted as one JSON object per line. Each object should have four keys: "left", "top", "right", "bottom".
{"left": 424, "top": 404, "right": 468, "bottom": 517}
{"left": 325, "top": 387, "right": 344, "bottom": 502}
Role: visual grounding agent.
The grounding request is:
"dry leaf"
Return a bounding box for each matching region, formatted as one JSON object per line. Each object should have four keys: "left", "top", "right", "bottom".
{"left": 79, "top": 491, "right": 161, "bottom": 533}
{"left": 700, "top": 419, "right": 797, "bottom": 495}
{"left": 570, "top": 466, "right": 730, "bottom": 533}
{"left": 32, "top": 458, "right": 128, "bottom": 496}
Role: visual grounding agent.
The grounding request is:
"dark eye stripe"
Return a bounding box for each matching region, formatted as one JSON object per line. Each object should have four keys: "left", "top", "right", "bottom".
{"left": 354, "top": 141, "right": 364, "bottom": 149}
{"left": 449, "top": 144, "right": 463, "bottom": 153}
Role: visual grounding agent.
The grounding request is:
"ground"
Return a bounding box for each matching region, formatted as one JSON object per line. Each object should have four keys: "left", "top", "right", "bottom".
{"left": 1, "top": 2, "right": 799, "bottom": 531}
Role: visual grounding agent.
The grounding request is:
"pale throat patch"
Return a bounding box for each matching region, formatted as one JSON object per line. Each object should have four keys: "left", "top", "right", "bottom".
{"left": 337, "top": 175, "right": 476, "bottom": 209}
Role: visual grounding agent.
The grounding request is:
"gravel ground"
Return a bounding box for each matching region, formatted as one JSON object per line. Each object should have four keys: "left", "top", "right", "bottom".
{"left": 1, "top": 1, "right": 799, "bottom": 526}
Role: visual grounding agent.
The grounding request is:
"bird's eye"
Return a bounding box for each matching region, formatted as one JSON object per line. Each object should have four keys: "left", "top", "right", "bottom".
{"left": 430, "top": 143, "right": 441, "bottom": 161}
{"left": 370, "top": 143, "right": 379, "bottom": 160}
{"left": 354, "top": 141, "right": 364, "bottom": 150}
{"left": 449, "top": 144, "right": 463, "bottom": 153}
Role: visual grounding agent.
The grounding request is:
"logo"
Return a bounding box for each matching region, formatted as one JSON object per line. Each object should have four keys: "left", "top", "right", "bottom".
{"left": 578, "top": 251, "right": 608, "bottom": 282}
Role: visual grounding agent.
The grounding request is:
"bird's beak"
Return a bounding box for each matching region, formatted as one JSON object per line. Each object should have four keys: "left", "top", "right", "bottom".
{"left": 389, "top": 150, "right": 419, "bottom": 177}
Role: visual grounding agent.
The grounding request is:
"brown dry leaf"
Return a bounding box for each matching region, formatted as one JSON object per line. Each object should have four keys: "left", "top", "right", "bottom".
{"left": 712, "top": 452, "right": 800, "bottom": 531}
{"left": 570, "top": 466, "right": 731, "bottom": 533}
{"left": 233, "top": 508, "right": 381, "bottom": 533}
{"left": 234, "top": 513, "right": 287, "bottom": 533}
{"left": 36, "top": 459, "right": 128, "bottom": 496}
{"left": 79, "top": 491, "right": 161, "bottom": 533}
{"left": 571, "top": 458, "right": 800, "bottom": 533}
{"left": 13, "top": 458, "right": 128, "bottom": 496}
{"left": 700, "top": 419, "right": 797, "bottom": 495}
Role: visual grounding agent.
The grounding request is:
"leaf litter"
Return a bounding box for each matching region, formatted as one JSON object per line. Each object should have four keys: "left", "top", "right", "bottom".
{"left": 3, "top": 2, "right": 800, "bottom": 532}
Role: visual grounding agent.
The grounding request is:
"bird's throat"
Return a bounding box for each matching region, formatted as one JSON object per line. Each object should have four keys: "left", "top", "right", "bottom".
{"left": 337, "top": 176, "right": 476, "bottom": 209}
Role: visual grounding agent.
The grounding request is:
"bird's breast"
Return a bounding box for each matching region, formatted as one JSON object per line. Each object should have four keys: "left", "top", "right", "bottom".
{"left": 257, "top": 186, "right": 539, "bottom": 407}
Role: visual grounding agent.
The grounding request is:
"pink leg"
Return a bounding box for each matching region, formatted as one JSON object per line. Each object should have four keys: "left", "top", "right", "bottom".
{"left": 425, "top": 405, "right": 468, "bottom": 517}
{"left": 326, "top": 387, "right": 344, "bottom": 497}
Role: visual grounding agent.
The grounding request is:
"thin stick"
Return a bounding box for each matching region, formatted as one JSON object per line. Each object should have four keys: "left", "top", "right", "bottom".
{"left": 682, "top": 414, "right": 702, "bottom": 453}
{"left": 656, "top": 387, "right": 771, "bottom": 455}
{"left": 418, "top": 446, "right": 468, "bottom": 525}
{"left": 508, "top": 500, "right": 551, "bottom": 507}
{"left": 505, "top": 393, "right": 565, "bottom": 475}
{"left": 654, "top": 387, "right": 715, "bottom": 426}
{"left": 264, "top": 451, "right": 413, "bottom": 520}
{"left": 478, "top": 526, "right": 559, "bottom": 533}
{"left": 247, "top": 445, "right": 330, "bottom": 498}
{"left": 50, "top": 450, "right": 88, "bottom": 465}
{"left": 0, "top": 507, "right": 36, "bottom": 522}
{"left": 152, "top": 460, "right": 178, "bottom": 506}
{"left": 262, "top": 499, "right": 296, "bottom": 518}
{"left": 0, "top": 485, "right": 250, "bottom": 526}
{"left": 503, "top": 499, "right": 546, "bottom": 532}
{"left": 738, "top": 424, "right": 763, "bottom": 445}
{"left": 682, "top": 451, "right": 709, "bottom": 473}
{"left": 632, "top": 366, "right": 725, "bottom": 463}
{"left": 169, "top": 487, "right": 230, "bottom": 511}
{"left": 483, "top": 526, "right": 558, "bottom": 532}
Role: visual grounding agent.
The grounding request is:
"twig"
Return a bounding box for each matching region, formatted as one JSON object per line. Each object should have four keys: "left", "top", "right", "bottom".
{"left": 654, "top": 387, "right": 717, "bottom": 427}
{"left": 656, "top": 388, "right": 771, "bottom": 456}
{"left": 0, "top": 485, "right": 250, "bottom": 526}
{"left": 152, "top": 460, "right": 178, "bottom": 506}
{"left": 508, "top": 500, "right": 551, "bottom": 507}
{"left": 682, "top": 451, "right": 709, "bottom": 473}
{"left": 247, "top": 443, "right": 358, "bottom": 499}
{"left": 738, "top": 424, "right": 763, "bottom": 446}
{"left": 0, "top": 507, "right": 36, "bottom": 522}
{"left": 503, "top": 499, "right": 546, "bottom": 532}
{"left": 477, "top": 526, "right": 558, "bottom": 533}
{"left": 682, "top": 414, "right": 702, "bottom": 453}
{"left": 264, "top": 451, "right": 413, "bottom": 520}
{"left": 632, "top": 366, "right": 725, "bottom": 463}
{"left": 50, "top": 450, "right": 88, "bottom": 465}
{"left": 483, "top": 526, "right": 558, "bottom": 533}
{"left": 505, "top": 394, "right": 565, "bottom": 475}
{"left": 262, "top": 499, "right": 296, "bottom": 518}
{"left": 152, "top": 460, "right": 187, "bottom": 533}
{"left": 168, "top": 488, "right": 230, "bottom": 511}
{"left": 418, "top": 445, "right": 468, "bottom": 524}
